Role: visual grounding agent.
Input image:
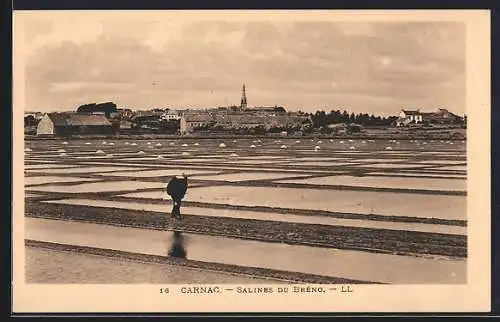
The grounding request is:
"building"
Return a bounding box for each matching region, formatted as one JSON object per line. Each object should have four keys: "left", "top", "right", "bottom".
{"left": 395, "top": 108, "right": 463, "bottom": 127}
{"left": 36, "top": 113, "right": 116, "bottom": 136}
{"left": 396, "top": 109, "right": 423, "bottom": 126}
{"left": 240, "top": 84, "right": 248, "bottom": 109}
{"left": 161, "top": 109, "right": 182, "bottom": 121}
{"left": 422, "top": 108, "right": 463, "bottom": 124}
{"left": 180, "top": 114, "right": 213, "bottom": 134}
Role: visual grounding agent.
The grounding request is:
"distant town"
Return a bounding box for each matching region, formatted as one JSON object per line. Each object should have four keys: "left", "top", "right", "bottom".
{"left": 24, "top": 84, "right": 466, "bottom": 138}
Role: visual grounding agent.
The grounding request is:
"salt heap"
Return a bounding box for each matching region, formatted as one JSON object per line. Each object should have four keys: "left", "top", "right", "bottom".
{"left": 329, "top": 139, "right": 334, "bottom": 142}
{"left": 107, "top": 154, "right": 114, "bottom": 158}
{"left": 130, "top": 143, "right": 137, "bottom": 146}
{"left": 24, "top": 148, "right": 32, "bottom": 152}
{"left": 194, "top": 143, "right": 200, "bottom": 146}
{"left": 155, "top": 143, "right": 162, "bottom": 147}
{"left": 96, "top": 150, "right": 105, "bottom": 154}
{"left": 147, "top": 142, "right": 151, "bottom": 145}
{"left": 295, "top": 140, "right": 301, "bottom": 143}
{"left": 182, "top": 143, "right": 189, "bottom": 147}
{"left": 108, "top": 142, "right": 114, "bottom": 146}
{"left": 339, "top": 140, "right": 345, "bottom": 144}
{"left": 59, "top": 153, "right": 67, "bottom": 156}
{"left": 348, "top": 139, "right": 354, "bottom": 143}
{"left": 314, "top": 145, "right": 321, "bottom": 150}
{"left": 85, "top": 142, "right": 91, "bottom": 145}
{"left": 230, "top": 153, "right": 239, "bottom": 157}
{"left": 157, "top": 155, "right": 164, "bottom": 159}
{"left": 219, "top": 143, "right": 226, "bottom": 148}
{"left": 349, "top": 146, "right": 355, "bottom": 150}
{"left": 361, "top": 141, "right": 366, "bottom": 144}
{"left": 280, "top": 145, "right": 287, "bottom": 149}
{"left": 62, "top": 142, "right": 68, "bottom": 145}
{"left": 169, "top": 142, "right": 175, "bottom": 146}
{"left": 102, "top": 141, "right": 107, "bottom": 145}
{"left": 137, "top": 151, "right": 145, "bottom": 155}
{"left": 385, "top": 146, "right": 393, "bottom": 150}
{"left": 317, "top": 141, "right": 322, "bottom": 144}
{"left": 250, "top": 145, "right": 256, "bottom": 148}
{"left": 233, "top": 140, "right": 237, "bottom": 143}
{"left": 450, "top": 142, "right": 454, "bottom": 145}
{"left": 125, "top": 142, "right": 129, "bottom": 145}
{"left": 57, "top": 149, "right": 66, "bottom": 153}
{"left": 182, "top": 152, "right": 190, "bottom": 156}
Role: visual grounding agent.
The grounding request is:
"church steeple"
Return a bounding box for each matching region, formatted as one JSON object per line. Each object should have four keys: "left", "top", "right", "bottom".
{"left": 240, "top": 84, "right": 247, "bottom": 109}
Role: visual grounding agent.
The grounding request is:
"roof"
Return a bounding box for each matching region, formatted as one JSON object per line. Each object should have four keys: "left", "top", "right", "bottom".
{"left": 46, "top": 113, "right": 112, "bottom": 127}
{"left": 68, "top": 114, "right": 112, "bottom": 126}
{"left": 46, "top": 113, "right": 72, "bottom": 126}
{"left": 183, "top": 114, "right": 213, "bottom": 123}
{"left": 401, "top": 109, "right": 421, "bottom": 115}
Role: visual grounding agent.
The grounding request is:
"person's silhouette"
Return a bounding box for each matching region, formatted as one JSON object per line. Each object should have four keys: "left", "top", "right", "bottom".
{"left": 166, "top": 173, "right": 188, "bottom": 220}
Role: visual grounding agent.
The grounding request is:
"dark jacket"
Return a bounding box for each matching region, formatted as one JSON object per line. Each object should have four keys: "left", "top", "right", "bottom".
{"left": 166, "top": 175, "right": 188, "bottom": 201}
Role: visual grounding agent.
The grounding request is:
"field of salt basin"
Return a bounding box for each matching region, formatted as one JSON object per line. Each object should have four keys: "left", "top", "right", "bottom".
{"left": 24, "top": 138, "right": 467, "bottom": 284}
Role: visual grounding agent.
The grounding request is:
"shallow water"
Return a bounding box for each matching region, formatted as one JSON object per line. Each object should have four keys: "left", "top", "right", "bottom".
{"left": 27, "top": 180, "right": 165, "bottom": 193}
{"left": 192, "top": 172, "right": 310, "bottom": 182}
{"left": 42, "top": 199, "right": 467, "bottom": 235}
{"left": 120, "top": 186, "right": 466, "bottom": 220}
{"left": 436, "top": 165, "right": 468, "bottom": 171}
{"left": 24, "top": 164, "right": 80, "bottom": 170}
{"left": 415, "top": 160, "right": 467, "bottom": 165}
{"left": 276, "top": 175, "right": 466, "bottom": 192}
{"left": 357, "top": 163, "right": 433, "bottom": 169}
{"left": 285, "top": 162, "right": 356, "bottom": 167}
{"left": 25, "top": 218, "right": 466, "bottom": 284}
{"left": 102, "top": 169, "right": 221, "bottom": 178}
{"left": 26, "top": 166, "right": 149, "bottom": 174}
{"left": 25, "top": 247, "right": 275, "bottom": 284}
{"left": 25, "top": 176, "right": 100, "bottom": 186}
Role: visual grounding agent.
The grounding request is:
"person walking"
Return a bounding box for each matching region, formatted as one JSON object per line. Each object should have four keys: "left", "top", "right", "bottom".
{"left": 166, "top": 173, "right": 188, "bottom": 220}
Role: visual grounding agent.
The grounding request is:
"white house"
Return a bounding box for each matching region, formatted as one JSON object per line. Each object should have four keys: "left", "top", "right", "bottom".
{"left": 161, "top": 110, "right": 182, "bottom": 121}
{"left": 396, "top": 109, "right": 423, "bottom": 126}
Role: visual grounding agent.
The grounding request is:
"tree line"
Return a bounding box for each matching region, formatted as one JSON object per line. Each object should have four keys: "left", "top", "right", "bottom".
{"left": 300, "top": 110, "right": 398, "bottom": 128}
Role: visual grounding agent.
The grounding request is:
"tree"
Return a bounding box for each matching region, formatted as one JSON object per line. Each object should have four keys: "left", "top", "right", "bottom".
{"left": 77, "top": 102, "right": 118, "bottom": 117}
{"left": 24, "top": 115, "right": 38, "bottom": 127}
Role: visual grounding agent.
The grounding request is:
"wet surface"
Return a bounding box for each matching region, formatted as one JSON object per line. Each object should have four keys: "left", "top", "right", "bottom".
{"left": 191, "top": 172, "right": 311, "bottom": 182}
{"left": 102, "top": 169, "right": 221, "bottom": 178}
{"left": 24, "top": 164, "right": 80, "bottom": 170}
{"left": 27, "top": 180, "right": 165, "bottom": 193}
{"left": 25, "top": 218, "right": 466, "bottom": 284}
{"left": 25, "top": 247, "right": 276, "bottom": 284}
{"left": 26, "top": 166, "right": 149, "bottom": 174}
{"left": 25, "top": 176, "right": 100, "bottom": 186}
{"left": 120, "top": 185, "right": 466, "bottom": 220}
{"left": 357, "top": 163, "right": 432, "bottom": 169}
{"left": 42, "top": 198, "right": 467, "bottom": 235}
{"left": 275, "top": 175, "right": 466, "bottom": 192}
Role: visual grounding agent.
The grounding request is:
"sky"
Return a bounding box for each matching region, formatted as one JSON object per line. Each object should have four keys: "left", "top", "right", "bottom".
{"left": 19, "top": 15, "right": 466, "bottom": 116}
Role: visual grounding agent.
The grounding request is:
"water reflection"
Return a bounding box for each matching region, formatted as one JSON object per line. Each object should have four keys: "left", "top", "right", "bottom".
{"left": 167, "top": 230, "right": 187, "bottom": 259}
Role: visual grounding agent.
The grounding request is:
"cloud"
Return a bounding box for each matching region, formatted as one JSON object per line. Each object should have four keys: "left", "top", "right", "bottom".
{"left": 20, "top": 18, "right": 465, "bottom": 115}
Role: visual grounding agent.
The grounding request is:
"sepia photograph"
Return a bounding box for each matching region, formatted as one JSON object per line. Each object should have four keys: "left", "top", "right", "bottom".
{"left": 12, "top": 10, "right": 490, "bottom": 313}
